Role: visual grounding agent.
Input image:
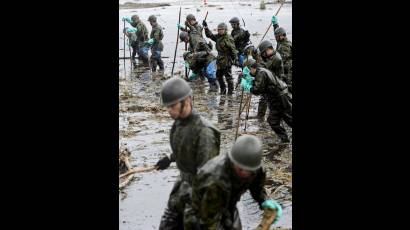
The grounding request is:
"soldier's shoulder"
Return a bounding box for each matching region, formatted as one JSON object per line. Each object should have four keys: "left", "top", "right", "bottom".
{"left": 197, "top": 154, "right": 227, "bottom": 181}
{"left": 198, "top": 116, "right": 221, "bottom": 135}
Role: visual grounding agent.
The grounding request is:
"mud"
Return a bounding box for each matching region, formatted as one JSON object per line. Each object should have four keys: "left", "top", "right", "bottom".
{"left": 119, "top": 0, "right": 292, "bottom": 229}
{"left": 119, "top": 2, "right": 171, "bottom": 9}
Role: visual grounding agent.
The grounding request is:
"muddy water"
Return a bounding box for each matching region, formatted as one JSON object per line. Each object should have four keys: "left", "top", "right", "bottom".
{"left": 120, "top": 1, "right": 292, "bottom": 229}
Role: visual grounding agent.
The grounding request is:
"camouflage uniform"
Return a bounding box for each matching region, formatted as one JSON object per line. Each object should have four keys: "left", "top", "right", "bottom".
{"left": 250, "top": 67, "right": 292, "bottom": 142}
{"left": 150, "top": 23, "right": 165, "bottom": 71}
{"left": 258, "top": 52, "right": 285, "bottom": 119}
{"left": 276, "top": 38, "right": 292, "bottom": 92}
{"left": 181, "top": 22, "right": 204, "bottom": 51}
{"left": 185, "top": 39, "right": 218, "bottom": 90}
{"left": 231, "top": 27, "right": 250, "bottom": 67}
{"left": 205, "top": 27, "right": 238, "bottom": 94}
{"left": 159, "top": 110, "right": 221, "bottom": 230}
{"left": 184, "top": 154, "right": 268, "bottom": 230}
{"left": 130, "top": 20, "right": 149, "bottom": 64}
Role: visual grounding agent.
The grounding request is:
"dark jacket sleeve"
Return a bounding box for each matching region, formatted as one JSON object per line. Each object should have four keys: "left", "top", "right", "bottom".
{"left": 249, "top": 168, "right": 269, "bottom": 208}
{"left": 204, "top": 27, "right": 217, "bottom": 42}
{"left": 250, "top": 71, "right": 266, "bottom": 95}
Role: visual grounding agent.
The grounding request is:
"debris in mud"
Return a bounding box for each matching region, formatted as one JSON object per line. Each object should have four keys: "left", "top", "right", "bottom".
{"left": 252, "top": 32, "right": 261, "bottom": 36}
{"left": 119, "top": 2, "right": 171, "bottom": 9}
{"left": 125, "top": 104, "right": 164, "bottom": 113}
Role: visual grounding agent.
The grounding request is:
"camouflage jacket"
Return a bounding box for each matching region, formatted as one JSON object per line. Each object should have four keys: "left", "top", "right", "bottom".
{"left": 181, "top": 21, "right": 204, "bottom": 51}
{"left": 169, "top": 110, "right": 221, "bottom": 183}
{"left": 204, "top": 28, "right": 238, "bottom": 68}
{"left": 131, "top": 21, "right": 149, "bottom": 43}
{"left": 261, "top": 51, "right": 285, "bottom": 81}
{"left": 231, "top": 27, "right": 250, "bottom": 54}
{"left": 186, "top": 154, "right": 267, "bottom": 229}
{"left": 251, "top": 67, "right": 290, "bottom": 106}
{"left": 276, "top": 38, "right": 292, "bottom": 75}
{"left": 150, "top": 23, "right": 164, "bottom": 51}
{"left": 186, "top": 39, "right": 216, "bottom": 74}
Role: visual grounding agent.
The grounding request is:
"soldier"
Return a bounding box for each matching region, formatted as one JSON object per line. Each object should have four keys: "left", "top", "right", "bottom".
{"left": 122, "top": 15, "right": 149, "bottom": 67}
{"left": 274, "top": 27, "right": 292, "bottom": 93}
{"left": 184, "top": 135, "right": 282, "bottom": 229}
{"left": 178, "top": 14, "right": 204, "bottom": 51}
{"left": 241, "top": 59, "right": 292, "bottom": 144}
{"left": 146, "top": 15, "right": 164, "bottom": 72}
{"left": 155, "top": 77, "right": 221, "bottom": 229}
{"left": 229, "top": 17, "right": 251, "bottom": 67}
{"left": 203, "top": 20, "right": 239, "bottom": 95}
{"left": 180, "top": 32, "right": 219, "bottom": 92}
{"left": 257, "top": 40, "right": 287, "bottom": 120}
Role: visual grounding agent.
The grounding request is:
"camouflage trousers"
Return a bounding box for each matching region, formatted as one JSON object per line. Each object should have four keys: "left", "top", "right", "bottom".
{"left": 159, "top": 178, "right": 192, "bottom": 230}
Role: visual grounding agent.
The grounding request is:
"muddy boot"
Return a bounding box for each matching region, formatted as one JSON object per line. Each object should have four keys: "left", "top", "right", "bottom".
{"left": 220, "top": 87, "right": 227, "bottom": 95}
{"left": 209, "top": 82, "right": 218, "bottom": 92}
{"left": 158, "top": 59, "right": 165, "bottom": 71}
{"left": 227, "top": 80, "right": 234, "bottom": 95}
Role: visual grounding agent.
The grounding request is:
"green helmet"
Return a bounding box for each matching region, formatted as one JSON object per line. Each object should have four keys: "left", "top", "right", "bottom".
{"left": 160, "top": 77, "right": 192, "bottom": 107}
{"left": 274, "top": 27, "right": 286, "bottom": 36}
{"left": 258, "top": 40, "right": 274, "bottom": 55}
{"left": 148, "top": 15, "right": 157, "bottom": 22}
{"left": 217, "top": 23, "right": 228, "bottom": 30}
{"left": 186, "top": 14, "right": 196, "bottom": 21}
{"left": 131, "top": 15, "right": 140, "bottom": 22}
{"left": 179, "top": 32, "right": 189, "bottom": 42}
{"left": 228, "top": 135, "right": 263, "bottom": 171}
{"left": 229, "top": 17, "right": 240, "bottom": 24}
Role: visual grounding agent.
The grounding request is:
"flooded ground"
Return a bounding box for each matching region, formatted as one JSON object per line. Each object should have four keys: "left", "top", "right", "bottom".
{"left": 119, "top": 0, "right": 292, "bottom": 229}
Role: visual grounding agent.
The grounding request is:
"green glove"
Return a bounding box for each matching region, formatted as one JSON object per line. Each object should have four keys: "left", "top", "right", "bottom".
{"left": 147, "top": 38, "right": 155, "bottom": 46}
{"left": 242, "top": 66, "right": 250, "bottom": 76}
{"left": 262, "top": 199, "right": 283, "bottom": 224}
{"left": 188, "top": 72, "right": 197, "bottom": 80}
{"left": 122, "top": 16, "right": 133, "bottom": 24}
{"left": 184, "top": 62, "right": 190, "bottom": 68}
{"left": 271, "top": 15, "right": 278, "bottom": 25}
{"left": 177, "top": 23, "right": 183, "bottom": 29}
{"left": 127, "top": 28, "right": 138, "bottom": 33}
{"left": 240, "top": 78, "right": 252, "bottom": 93}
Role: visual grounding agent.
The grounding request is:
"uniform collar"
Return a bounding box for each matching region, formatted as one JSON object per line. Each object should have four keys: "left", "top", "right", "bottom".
{"left": 176, "top": 109, "right": 197, "bottom": 125}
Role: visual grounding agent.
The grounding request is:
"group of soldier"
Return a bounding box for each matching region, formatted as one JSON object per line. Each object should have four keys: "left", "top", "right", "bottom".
{"left": 121, "top": 11, "right": 293, "bottom": 230}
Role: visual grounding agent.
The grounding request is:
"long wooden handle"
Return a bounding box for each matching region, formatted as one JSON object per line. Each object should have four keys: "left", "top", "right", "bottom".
{"left": 256, "top": 209, "right": 277, "bottom": 230}
{"left": 119, "top": 165, "right": 157, "bottom": 179}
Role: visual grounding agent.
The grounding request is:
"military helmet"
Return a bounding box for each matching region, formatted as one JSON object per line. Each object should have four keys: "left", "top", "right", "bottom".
{"left": 228, "top": 135, "right": 263, "bottom": 171}
{"left": 148, "top": 15, "right": 157, "bottom": 22}
{"left": 244, "top": 58, "right": 257, "bottom": 68}
{"left": 274, "top": 27, "right": 286, "bottom": 36}
{"left": 217, "top": 23, "right": 228, "bottom": 30}
{"left": 258, "top": 40, "right": 274, "bottom": 55}
{"left": 244, "top": 44, "right": 256, "bottom": 54}
{"left": 229, "top": 17, "right": 240, "bottom": 24}
{"left": 179, "top": 32, "right": 189, "bottom": 42}
{"left": 186, "top": 14, "right": 196, "bottom": 21}
{"left": 131, "top": 15, "right": 140, "bottom": 22}
{"left": 160, "top": 77, "right": 192, "bottom": 107}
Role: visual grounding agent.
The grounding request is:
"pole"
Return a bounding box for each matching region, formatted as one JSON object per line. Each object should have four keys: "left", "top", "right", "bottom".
{"left": 244, "top": 95, "right": 252, "bottom": 131}
{"left": 171, "top": 1, "right": 182, "bottom": 77}
{"left": 123, "top": 21, "right": 127, "bottom": 78}
{"left": 258, "top": 1, "right": 285, "bottom": 45}
{"left": 128, "top": 38, "right": 132, "bottom": 72}
{"left": 235, "top": 88, "right": 245, "bottom": 141}
{"left": 185, "top": 42, "right": 188, "bottom": 79}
